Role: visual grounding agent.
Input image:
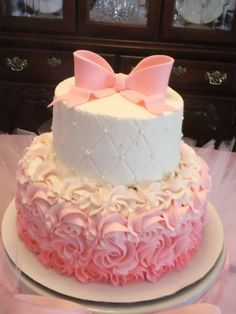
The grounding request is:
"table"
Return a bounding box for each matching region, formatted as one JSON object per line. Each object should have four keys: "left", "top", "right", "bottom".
{"left": 0, "top": 134, "right": 236, "bottom": 314}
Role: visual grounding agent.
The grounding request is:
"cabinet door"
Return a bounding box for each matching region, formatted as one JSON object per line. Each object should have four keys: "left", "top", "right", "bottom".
{"left": 0, "top": 0, "right": 76, "bottom": 33}
{"left": 182, "top": 94, "right": 235, "bottom": 147}
{"left": 0, "top": 81, "right": 10, "bottom": 132}
{"left": 0, "top": 48, "right": 74, "bottom": 83}
{"left": 161, "top": 0, "right": 236, "bottom": 43}
{"left": 78, "top": 0, "right": 161, "bottom": 40}
{"left": 170, "top": 59, "right": 236, "bottom": 97}
{"left": 1, "top": 82, "right": 53, "bottom": 133}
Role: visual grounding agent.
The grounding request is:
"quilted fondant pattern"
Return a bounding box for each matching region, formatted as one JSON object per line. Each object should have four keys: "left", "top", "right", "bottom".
{"left": 52, "top": 101, "right": 183, "bottom": 185}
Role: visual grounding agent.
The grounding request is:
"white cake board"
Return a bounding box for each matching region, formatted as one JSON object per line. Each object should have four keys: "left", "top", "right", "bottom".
{"left": 2, "top": 201, "right": 225, "bottom": 314}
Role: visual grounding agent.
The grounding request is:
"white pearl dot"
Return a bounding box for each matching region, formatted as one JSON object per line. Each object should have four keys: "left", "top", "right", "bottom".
{"left": 104, "top": 128, "right": 108, "bottom": 133}
{"left": 86, "top": 150, "right": 90, "bottom": 155}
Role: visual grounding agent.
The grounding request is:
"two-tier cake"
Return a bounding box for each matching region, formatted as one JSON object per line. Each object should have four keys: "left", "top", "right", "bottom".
{"left": 15, "top": 50, "right": 211, "bottom": 286}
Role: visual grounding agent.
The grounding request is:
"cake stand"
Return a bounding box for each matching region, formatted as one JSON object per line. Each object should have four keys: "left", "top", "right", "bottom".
{"left": 2, "top": 201, "right": 225, "bottom": 314}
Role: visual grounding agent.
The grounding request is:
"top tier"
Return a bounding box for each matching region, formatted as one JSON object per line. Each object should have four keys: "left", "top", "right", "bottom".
{"left": 52, "top": 51, "right": 183, "bottom": 185}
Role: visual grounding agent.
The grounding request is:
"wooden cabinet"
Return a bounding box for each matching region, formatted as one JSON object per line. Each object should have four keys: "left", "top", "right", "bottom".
{"left": 77, "top": 1, "right": 161, "bottom": 40}
{"left": 0, "top": 0, "right": 236, "bottom": 148}
{"left": 161, "top": 0, "right": 236, "bottom": 44}
{"left": 182, "top": 94, "right": 235, "bottom": 147}
{"left": 2, "top": 81, "right": 53, "bottom": 133}
{"left": 0, "top": 1, "right": 76, "bottom": 33}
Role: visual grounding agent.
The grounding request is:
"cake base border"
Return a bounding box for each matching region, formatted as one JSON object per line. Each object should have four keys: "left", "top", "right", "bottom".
{"left": 2, "top": 200, "right": 225, "bottom": 313}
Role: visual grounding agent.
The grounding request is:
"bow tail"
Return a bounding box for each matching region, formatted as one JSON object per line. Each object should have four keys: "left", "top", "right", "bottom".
{"left": 49, "top": 87, "right": 92, "bottom": 108}
{"left": 121, "top": 90, "right": 179, "bottom": 115}
{"left": 49, "top": 87, "right": 116, "bottom": 108}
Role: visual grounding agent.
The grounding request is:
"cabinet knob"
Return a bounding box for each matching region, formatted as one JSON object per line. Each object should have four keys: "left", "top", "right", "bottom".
{"left": 205, "top": 71, "right": 228, "bottom": 85}
{"left": 47, "top": 57, "right": 62, "bottom": 67}
{"left": 172, "top": 66, "right": 187, "bottom": 76}
{"left": 6, "top": 57, "right": 28, "bottom": 72}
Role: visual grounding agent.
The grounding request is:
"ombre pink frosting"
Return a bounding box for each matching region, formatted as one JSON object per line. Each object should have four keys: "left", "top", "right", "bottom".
{"left": 16, "top": 133, "right": 211, "bottom": 286}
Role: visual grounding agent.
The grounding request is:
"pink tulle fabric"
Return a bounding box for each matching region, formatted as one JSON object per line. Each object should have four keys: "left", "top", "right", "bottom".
{"left": 15, "top": 133, "right": 210, "bottom": 286}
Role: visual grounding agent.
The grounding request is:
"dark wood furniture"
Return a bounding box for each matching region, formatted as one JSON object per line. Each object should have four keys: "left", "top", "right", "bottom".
{"left": 0, "top": 0, "right": 236, "bottom": 148}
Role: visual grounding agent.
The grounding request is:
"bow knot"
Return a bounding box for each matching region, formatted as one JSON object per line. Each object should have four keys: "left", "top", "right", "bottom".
{"left": 115, "top": 73, "right": 127, "bottom": 91}
{"left": 50, "top": 50, "right": 179, "bottom": 115}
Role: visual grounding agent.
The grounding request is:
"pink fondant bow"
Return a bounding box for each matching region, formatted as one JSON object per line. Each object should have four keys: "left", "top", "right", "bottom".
{"left": 51, "top": 50, "right": 177, "bottom": 115}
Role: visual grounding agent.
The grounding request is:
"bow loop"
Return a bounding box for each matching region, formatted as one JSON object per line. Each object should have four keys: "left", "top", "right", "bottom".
{"left": 127, "top": 55, "right": 174, "bottom": 96}
{"left": 74, "top": 50, "right": 114, "bottom": 90}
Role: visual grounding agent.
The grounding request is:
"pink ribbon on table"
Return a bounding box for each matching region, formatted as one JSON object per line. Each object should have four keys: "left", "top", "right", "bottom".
{"left": 3, "top": 293, "right": 223, "bottom": 314}
{"left": 0, "top": 244, "right": 221, "bottom": 314}
{"left": 158, "top": 303, "right": 221, "bottom": 314}
{"left": 0, "top": 245, "right": 90, "bottom": 314}
{"left": 50, "top": 50, "right": 177, "bottom": 115}
{"left": 9, "top": 294, "right": 91, "bottom": 314}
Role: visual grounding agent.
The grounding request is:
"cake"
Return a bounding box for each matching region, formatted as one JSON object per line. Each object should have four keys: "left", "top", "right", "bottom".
{"left": 15, "top": 50, "right": 211, "bottom": 286}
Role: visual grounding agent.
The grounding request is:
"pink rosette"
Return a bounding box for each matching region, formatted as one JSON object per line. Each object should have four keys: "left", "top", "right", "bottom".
{"left": 50, "top": 250, "right": 75, "bottom": 277}
{"left": 37, "top": 249, "right": 54, "bottom": 268}
{"left": 161, "top": 204, "right": 180, "bottom": 234}
{"left": 136, "top": 233, "right": 175, "bottom": 282}
{"left": 103, "top": 185, "right": 145, "bottom": 217}
{"left": 61, "top": 177, "right": 97, "bottom": 210}
{"left": 17, "top": 211, "right": 41, "bottom": 254}
{"left": 17, "top": 207, "right": 50, "bottom": 252}
{"left": 17, "top": 177, "right": 56, "bottom": 206}
{"left": 74, "top": 261, "right": 111, "bottom": 284}
{"left": 192, "top": 189, "right": 208, "bottom": 213}
{"left": 50, "top": 203, "right": 93, "bottom": 269}
{"left": 172, "top": 219, "right": 203, "bottom": 269}
{"left": 52, "top": 224, "right": 91, "bottom": 267}
{"left": 129, "top": 208, "right": 164, "bottom": 242}
{"left": 92, "top": 214, "right": 137, "bottom": 282}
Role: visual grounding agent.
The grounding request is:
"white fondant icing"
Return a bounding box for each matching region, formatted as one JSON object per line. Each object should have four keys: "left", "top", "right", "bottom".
{"left": 52, "top": 77, "right": 184, "bottom": 185}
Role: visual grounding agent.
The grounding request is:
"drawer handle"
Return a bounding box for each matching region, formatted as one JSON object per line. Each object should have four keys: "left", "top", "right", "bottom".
{"left": 205, "top": 71, "right": 228, "bottom": 85}
{"left": 172, "top": 66, "right": 187, "bottom": 76}
{"left": 47, "top": 57, "right": 62, "bottom": 67}
{"left": 6, "top": 57, "right": 28, "bottom": 72}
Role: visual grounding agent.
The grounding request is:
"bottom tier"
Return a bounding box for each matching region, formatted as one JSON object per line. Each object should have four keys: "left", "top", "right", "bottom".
{"left": 2, "top": 201, "right": 225, "bottom": 313}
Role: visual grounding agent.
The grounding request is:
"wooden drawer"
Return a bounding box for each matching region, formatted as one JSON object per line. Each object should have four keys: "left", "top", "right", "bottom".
{"left": 2, "top": 81, "right": 54, "bottom": 133}
{"left": 119, "top": 55, "right": 144, "bottom": 74}
{"left": 119, "top": 55, "right": 236, "bottom": 96}
{"left": 0, "top": 48, "right": 116, "bottom": 83}
{"left": 170, "top": 60, "right": 236, "bottom": 96}
{"left": 182, "top": 94, "right": 236, "bottom": 147}
{"left": 0, "top": 48, "right": 74, "bottom": 83}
